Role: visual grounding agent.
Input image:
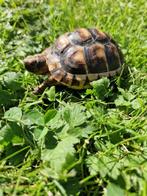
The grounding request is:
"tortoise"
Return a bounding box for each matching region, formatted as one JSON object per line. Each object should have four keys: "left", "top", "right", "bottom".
{"left": 24, "top": 28, "right": 124, "bottom": 94}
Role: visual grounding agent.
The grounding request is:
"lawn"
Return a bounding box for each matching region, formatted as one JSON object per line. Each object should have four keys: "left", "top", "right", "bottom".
{"left": 0, "top": 0, "right": 147, "bottom": 195}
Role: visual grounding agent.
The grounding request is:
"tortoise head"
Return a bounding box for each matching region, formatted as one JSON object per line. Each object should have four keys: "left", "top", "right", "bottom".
{"left": 24, "top": 54, "right": 49, "bottom": 75}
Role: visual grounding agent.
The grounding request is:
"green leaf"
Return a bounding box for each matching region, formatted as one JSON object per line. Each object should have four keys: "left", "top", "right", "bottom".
{"left": 44, "top": 109, "right": 57, "bottom": 124}
{"left": 45, "top": 86, "right": 56, "bottom": 101}
{"left": 63, "top": 107, "right": 71, "bottom": 124}
{"left": 4, "top": 144, "right": 28, "bottom": 166}
{"left": 118, "top": 88, "right": 135, "bottom": 101}
{"left": 42, "top": 136, "right": 79, "bottom": 173}
{"left": 85, "top": 89, "right": 93, "bottom": 95}
{"left": 131, "top": 98, "right": 141, "bottom": 109}
{"left": 62, "top": 103, "right": 86, "bottom": 127}
{"left": 4, "top": 107, "right": 22, "bottom": 121}
{"left": 2, "top": 72, "right": 22, "bottom": 91}
{"left": 38, "top": 127, "right": 49, "bottom": 141}
{"left": 0, "top": 89, "right": 14, "bottom": 106}
{"left": 68, "top": 125, "right": 96, "bottom": 139}
{"left": 44, "top": 131, "right": 57, "bottom": 149}
{"left": 22, "top": 109, "right": 44, "bottom": 126}
{"left": 40, "top": 167, "right": 59, "bottom": 179}
{"left": 48, "top": 111, "right": 65, "bottom": 129}
{"left": 90, "top": 77, "right": 110, "bottom": 99}
{"left": 33, "top": 126, "right": 44, "bottom": 141}
{"left": 86, "top": 155, "right": 120, "bottom": 179}
{"left": 57, "top": 124, "right": 95, "bottom": 141}
{"left": 106, "top": 182, "right": 125, "bottom": 196}
{"left": 115, "top": 95, "right": 130, "bottom": 107}
{"left": 0, "top": 122, "right": 23, "bottom": 146}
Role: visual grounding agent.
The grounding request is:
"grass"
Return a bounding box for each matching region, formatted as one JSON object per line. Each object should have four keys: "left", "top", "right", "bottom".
{"left": 0, "top": 0, "right": 147, "bottom": 195}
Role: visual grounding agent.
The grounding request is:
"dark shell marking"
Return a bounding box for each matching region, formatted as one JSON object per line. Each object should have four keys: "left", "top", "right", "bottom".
{"left": 47, "top": 28, "right": 123, "bottom": 89}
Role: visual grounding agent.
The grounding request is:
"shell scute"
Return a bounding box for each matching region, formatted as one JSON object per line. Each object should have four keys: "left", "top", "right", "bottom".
{"left": 69, "top": 48, "right": 86, "bottom": 67}
{"left": 55, "top": 34, "right": 70, "bottom": 54}
{"left": 88, "top": 28, "right": 109, "bottom": 43}
{"left": 68, "top": 28, "right": 92, "bottom": 45}
{"left": 104, "top": 43, "right": 121, "bottom": 71}
{"left": 84, "top": 44, "right": 108, "bottom": 73}
{"left": 60, "top": 46, "right": 87, "bottom": 74}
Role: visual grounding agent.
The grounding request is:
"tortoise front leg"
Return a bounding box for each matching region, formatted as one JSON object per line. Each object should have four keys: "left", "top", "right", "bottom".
{"left": 33, "top": 76, "right": 59, "bottom": 94}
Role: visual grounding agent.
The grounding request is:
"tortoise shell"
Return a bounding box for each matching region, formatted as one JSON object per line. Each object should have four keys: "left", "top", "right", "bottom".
{"left": 24, "top": 28, "right": 124, "bottom": 90}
